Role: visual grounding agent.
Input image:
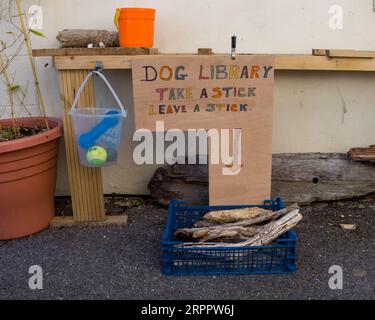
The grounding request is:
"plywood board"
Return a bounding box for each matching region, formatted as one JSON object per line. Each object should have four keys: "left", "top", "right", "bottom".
{"left": 132, "top": 55, "right": 274, "bottom": 205}
{"left": 208, "top": 128, "right": 273, "bottom": 205}
{"left": 131, "top": 55, "right": 274, "bottom": 130}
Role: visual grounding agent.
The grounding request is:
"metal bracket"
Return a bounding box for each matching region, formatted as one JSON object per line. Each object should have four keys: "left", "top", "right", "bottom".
{"left": 231, "top": 35, "right": 237, "bottom": 60}
{"left": 95, "top": 61, "right": 103, "bottom": 72}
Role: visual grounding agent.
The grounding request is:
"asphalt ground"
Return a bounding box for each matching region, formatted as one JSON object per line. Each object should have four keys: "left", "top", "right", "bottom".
{"left": 0, "top": 197, "right": 374, "bottom": 300}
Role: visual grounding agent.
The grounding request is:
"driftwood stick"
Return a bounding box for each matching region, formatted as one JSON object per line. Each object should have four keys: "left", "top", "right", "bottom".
{"left": 198, "top": 226, "right": 260, "bottom": 242}
{"left": 193, "top": 220, "right": 219, "bottom": 228}
{"left": 182, "top": 209, "right": 302, "bottom": 248}
{"left": 203, "top": 207, "right": 271, "bottom": 223}
{"left": 239, "top": 210, "right": 302, "bottom": 246}
{"left": 175, "top": 204, "right": 299, "bottom": 240}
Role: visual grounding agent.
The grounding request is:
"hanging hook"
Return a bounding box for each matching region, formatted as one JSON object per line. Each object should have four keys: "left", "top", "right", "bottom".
{"left": 95, "top": 61, "right": 103, "bottom": 72}
{"left": 231, "top": 35, "right": 236, "bottom": 60}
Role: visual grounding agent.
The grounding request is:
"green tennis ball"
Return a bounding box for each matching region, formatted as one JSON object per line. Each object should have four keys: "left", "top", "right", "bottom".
{"left": 86, "top": 146, "right": 107, "bottom": 166}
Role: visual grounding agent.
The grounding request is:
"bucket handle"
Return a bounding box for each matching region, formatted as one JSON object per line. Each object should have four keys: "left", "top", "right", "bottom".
{"left": 114, "top": 8, "right": 121, "bottom": 29}
{"left": 70, "top": 70, "right": 127, "bottom": 118}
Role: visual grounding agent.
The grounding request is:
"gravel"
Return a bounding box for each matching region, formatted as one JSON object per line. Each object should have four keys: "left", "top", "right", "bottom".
{"left": 0, "top": 197, "right": 374, "bottom": 300}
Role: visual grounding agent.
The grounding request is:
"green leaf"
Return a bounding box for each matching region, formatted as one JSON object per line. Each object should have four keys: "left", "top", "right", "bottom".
{"left": 29, "top": 29, "right": 46, "bottom": 38}
{"left": 8, "top": 85, "right": 20, "bottom": 92}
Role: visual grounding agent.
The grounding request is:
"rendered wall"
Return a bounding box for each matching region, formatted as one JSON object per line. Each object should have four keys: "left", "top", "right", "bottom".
{"left": 1, "top": 0, "right": 374, "bottom": 195}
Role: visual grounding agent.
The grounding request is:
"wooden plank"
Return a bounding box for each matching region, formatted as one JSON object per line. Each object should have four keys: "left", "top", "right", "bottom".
{"left": 57, "top": 69, "right": 105, "bottom": 221}
{"left": 275, "top": 54, "right": 375, "bottom": 71}
{"left": 148, "top": 153, "right": 375, "bottom": 205}
{"left": 54, "top": 55, "right": 132, "bottom": 70}
{"left": 313, "top": 49, "right": 375, "bottom": 58}
{"left": 329, "top": 49, "right": 375, "bottom": 58}
{"left": 52, "top": 54, "right": 375, "bottom": 71}
{"left": 197, "top": 48, "right": 213, "bottom": 55}
{"left": 51, "top": 215, "right": 128, "bottom": 228}
{"left": 312, "top": 49, "right": 329, "bottom": 56}
{"left": 33, "top": 47, "right": 158, "bottom": 57}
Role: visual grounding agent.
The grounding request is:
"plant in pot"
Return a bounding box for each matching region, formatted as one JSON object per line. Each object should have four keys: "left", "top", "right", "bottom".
{"left": 0, "top": 0, "right": 62, "bottom": 240}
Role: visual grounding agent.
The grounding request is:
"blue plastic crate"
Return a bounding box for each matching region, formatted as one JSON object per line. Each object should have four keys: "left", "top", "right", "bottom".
{"left": 162, "top": 198, "right": 297, "bottom": 276}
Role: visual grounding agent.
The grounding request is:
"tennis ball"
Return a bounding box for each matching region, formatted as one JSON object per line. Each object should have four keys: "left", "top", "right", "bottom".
{"left": 86, "top": 146, "right": 107, "bottom": 166}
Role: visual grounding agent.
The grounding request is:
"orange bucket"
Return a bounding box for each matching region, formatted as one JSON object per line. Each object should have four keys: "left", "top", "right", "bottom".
{"left": 114, "top": 8, "right": 156, "bottom": 48}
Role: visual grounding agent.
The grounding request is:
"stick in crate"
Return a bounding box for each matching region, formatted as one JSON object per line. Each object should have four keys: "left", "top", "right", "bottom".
{"left": 175, "top": 204, "right": 302, "bottom": 247}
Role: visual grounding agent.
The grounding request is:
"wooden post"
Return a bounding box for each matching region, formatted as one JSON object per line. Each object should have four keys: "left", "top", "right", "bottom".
{"left": 58, "top": 69, "right": 105, "bottom": 221}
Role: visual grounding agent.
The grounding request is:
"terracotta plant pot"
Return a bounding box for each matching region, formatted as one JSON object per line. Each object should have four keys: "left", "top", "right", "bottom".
{"left": 0, "top": 117, "right": 63, "bottom": 240}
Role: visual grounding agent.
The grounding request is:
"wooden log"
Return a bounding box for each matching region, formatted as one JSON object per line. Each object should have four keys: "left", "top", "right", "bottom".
{"left": 272, "top": 153, "right": 375, "bottom": 203}
{"left": 348, "top": 146, "right": 375, "bottom": 161}
{"left": 57, "top": 29, "right": 119, "bottom": 48}
{"left": 147, "top": 163, "right": 209, "bottom": 206}
{"left": 148, "top": 153, "right": 375, "bottom": 205}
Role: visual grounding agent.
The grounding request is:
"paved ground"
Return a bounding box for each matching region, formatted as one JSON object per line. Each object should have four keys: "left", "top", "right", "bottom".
{"left": 0, "top": 197, "right": 374, "bottom": 300}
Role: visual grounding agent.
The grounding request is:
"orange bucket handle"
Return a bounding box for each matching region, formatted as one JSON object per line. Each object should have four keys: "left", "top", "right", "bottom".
{"left": 114, "top": 8, "right": 121, "bottom": 29}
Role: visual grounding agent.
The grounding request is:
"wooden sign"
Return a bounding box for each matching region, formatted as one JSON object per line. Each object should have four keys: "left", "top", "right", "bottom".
{"left": 132, "top": 55, "right": 274, "bottom": 205}
{"left": 132, "top": 55, "right": 274, "bottom": 130}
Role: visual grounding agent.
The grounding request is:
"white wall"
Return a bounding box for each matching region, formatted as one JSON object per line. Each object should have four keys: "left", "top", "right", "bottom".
{"left": 1, "top": 0, "right": 375, "bottom": 195}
